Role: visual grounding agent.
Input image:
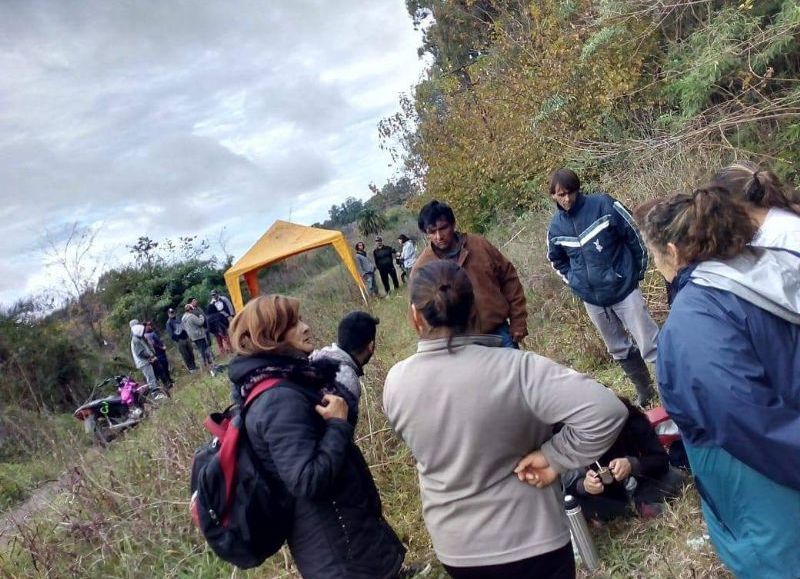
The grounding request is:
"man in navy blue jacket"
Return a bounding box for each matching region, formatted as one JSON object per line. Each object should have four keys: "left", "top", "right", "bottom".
{"left": 546, "top": 168, "right": 659, "bottom": 405}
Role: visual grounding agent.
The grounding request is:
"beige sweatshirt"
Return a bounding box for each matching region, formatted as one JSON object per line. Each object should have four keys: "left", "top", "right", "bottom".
{"left": 383, "top": 335, "right": 626, "bottom": 567}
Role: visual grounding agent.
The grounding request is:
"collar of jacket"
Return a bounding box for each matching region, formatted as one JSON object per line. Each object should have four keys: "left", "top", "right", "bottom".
{"left": 319, "top": 343, "right": 364, "bottom": 376}
{"left": 673, "top": 263, "right": 699, "bottom": 294}
{"left": 555, "top": 190, "right": 586, "bottom": 216}
{"left": 430, "top": 232, "right": 468, "bottom": 264}
{"left": 416, "top": 334, "right": 503, "bottom": 353}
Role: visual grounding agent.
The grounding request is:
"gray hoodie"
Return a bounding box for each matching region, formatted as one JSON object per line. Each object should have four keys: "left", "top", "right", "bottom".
{"left": 384, "top": 335, "right": 627, "bottom": 567}
{"left": 310, "top": 343, "right": 362, "bottom": 400}
{"left": 691, "top": 247, "right": 800, "bottom": 324}
{"left": 182, "top": 311, "right": 207, "bottom": 341}
{"left": 130, "top": 324, "right": 155, "bottom": 369}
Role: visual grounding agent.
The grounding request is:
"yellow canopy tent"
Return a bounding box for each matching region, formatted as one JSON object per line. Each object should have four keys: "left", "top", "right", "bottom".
{"left": 224, "top": 220, "right": 367, "bottom": 312}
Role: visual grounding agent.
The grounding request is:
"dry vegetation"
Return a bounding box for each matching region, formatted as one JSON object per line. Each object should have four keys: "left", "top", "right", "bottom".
{"left": 0, "top": 198, "right": 732, "bottom": 578}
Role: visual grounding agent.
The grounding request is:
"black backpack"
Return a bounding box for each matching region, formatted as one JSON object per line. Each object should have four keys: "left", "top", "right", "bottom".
{"left": 190, "top": 378, "right": 292, "bottom": 569}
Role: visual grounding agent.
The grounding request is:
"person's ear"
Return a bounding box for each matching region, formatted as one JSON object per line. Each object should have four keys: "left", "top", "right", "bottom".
{"left": 367, "top": 340, "right": 375, "bottom": 355}
{"left": 666, "top": 242, "right": 680, "bottom": 264}
{"left": 410, "top": 304, "right": 425, "bottom": 334}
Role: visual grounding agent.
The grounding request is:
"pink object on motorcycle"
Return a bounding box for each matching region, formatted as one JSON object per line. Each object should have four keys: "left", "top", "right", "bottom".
{"left": 119, "top": 378, "right": 136, "bottom": 406}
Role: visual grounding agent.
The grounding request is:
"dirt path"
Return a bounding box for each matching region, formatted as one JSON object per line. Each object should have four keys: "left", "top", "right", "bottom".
{"left": 0, "top": 448, "right": 101, "bottom": 547}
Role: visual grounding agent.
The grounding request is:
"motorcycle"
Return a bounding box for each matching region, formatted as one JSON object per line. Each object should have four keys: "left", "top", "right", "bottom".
{"left": 73, "top": 375, "right": 169, "bottom": 444}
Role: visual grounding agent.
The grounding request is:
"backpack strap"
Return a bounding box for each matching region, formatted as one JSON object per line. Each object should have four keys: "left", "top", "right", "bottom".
{"left": 243, "top": 377, "right": 283, "bottom": 409}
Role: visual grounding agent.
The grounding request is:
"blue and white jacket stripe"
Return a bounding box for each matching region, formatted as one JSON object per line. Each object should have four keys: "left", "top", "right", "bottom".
{"left": 546, "top": 191, "right": 647, "bottom": 307}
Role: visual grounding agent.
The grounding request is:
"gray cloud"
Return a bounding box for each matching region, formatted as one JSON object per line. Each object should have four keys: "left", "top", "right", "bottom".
{"left": 0, "top": 0, "right": 424, "bottom": 304}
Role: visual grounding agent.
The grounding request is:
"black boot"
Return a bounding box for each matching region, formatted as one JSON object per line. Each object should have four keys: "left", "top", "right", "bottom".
{"left": 618, "top": 347, "right": 655, "bottom": 407}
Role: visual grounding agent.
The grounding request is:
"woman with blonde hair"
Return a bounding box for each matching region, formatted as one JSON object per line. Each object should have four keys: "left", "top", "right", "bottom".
{"left": 712, "top": 160, "right": 800, "bottom": 251}
{"left": 226, "top": 295, "right": 406, "bottom": 579}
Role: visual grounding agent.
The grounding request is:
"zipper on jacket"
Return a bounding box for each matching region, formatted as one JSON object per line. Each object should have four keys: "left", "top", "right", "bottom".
{"left": 570, "top": 215, "right": 601, "bottom": 304}
{"left": 332, "top": 499, "right": 353, "bottom": 560}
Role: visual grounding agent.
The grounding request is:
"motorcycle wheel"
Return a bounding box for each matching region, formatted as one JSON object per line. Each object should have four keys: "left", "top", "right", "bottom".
{"left": 93, "top": 416, "right": 115, "bottom": 446}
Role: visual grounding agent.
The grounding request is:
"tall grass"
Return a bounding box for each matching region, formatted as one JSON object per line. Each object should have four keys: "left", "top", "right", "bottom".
{"left": 0, "top": 206, "right": 730, "bottom": 578}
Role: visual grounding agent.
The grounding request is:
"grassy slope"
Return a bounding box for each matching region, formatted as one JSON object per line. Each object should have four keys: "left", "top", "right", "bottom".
{"left": 0, "top": 223, "right": 730, "bottom": 578}
{"left": 0, "top": 411, "right": 90, "bottom": 513}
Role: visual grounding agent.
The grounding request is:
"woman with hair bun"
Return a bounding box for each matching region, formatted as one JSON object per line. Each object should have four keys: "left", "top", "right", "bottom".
{"left": 712, "top": 160, "right": 800, "bottom": 251}
{"left": 642, "top": 187, "right": 800, "bottom": 579}
{"left": 226, "top": 295, "right": 406, "bottom": 579}
{"left": 383, "top": 260, "right": 627, "bottom": 579}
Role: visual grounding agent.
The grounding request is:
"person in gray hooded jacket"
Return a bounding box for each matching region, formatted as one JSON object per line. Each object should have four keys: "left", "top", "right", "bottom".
{"left": 182, "top": 304, "right": 213, "bottom": 371}
{"left": 310, "top": 312, "right": 379, "bottom": 425}
{"left": 384, "top": 260, "right": 627, "bottom": 579}
{"left": 130, "top": 323, "right": 158, "bottom": 388}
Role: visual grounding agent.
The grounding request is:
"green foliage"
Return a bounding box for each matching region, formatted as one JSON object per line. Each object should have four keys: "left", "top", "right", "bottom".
{"left": 0, "top": 315, "right": 90, "bottom": 412}
{"left": 327, "top": 197, "right": 366, "bottom": 227}
{"left": 357, "top": 207, "right": 389, "bottom": 236}
{"left": 98, "top": 258, "right": 225, "bottom": 335}
{"left": 385, "top": 0, "right": 800, "bottom": 231}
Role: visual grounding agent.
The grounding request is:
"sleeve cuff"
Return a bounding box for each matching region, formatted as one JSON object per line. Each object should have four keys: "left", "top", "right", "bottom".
{"left": 540, "top": 442, "right": 568, "bottom": 475}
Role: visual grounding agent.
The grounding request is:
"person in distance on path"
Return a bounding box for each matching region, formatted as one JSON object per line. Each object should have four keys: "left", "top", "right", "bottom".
{"left": 373, "top": 236, "right": 400, "bottom": 294}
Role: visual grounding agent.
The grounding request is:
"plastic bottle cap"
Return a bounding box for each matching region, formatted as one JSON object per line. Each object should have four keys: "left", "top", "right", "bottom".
{"left": 564, "top": 494, "right": 578, "bottom": 509}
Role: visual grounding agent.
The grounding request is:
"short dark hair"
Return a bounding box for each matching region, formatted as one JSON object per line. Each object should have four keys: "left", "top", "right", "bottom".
{"left": 398, "top": 234, "right": 409, "bottom": 243}
{"left": 418, "top": 200, "right": 456, "bottom": 232}
{"left": 338, "top": 311, "right": 380, "bottom": 356}
{"left": 549, "top": 168, "right": 581, "bottom": 196}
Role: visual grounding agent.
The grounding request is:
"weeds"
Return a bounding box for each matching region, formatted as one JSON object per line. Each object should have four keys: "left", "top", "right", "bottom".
{"left": 0, "top": 209, "right": 730, "bottom": 577}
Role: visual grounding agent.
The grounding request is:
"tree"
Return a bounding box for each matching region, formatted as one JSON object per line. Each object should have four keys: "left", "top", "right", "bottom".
{"left": 129, "top": 236, "right": 160, "bottom": 269}
{"left": 42, "top": 222, "right": 106, "bottom": 345}
{"left": 357, "top": 208, "right": 388, "bottom": 236}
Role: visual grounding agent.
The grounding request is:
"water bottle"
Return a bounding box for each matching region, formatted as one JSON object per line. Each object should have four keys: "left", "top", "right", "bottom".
{"left": 564, "top": 494, "right": 600, "bottom": 571}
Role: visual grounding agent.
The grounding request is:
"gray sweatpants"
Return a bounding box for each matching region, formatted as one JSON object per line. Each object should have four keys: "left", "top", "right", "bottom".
{"left": 584, "top": 288, "right": 659, "bottom": 363}
{"left": 140, "top": 363, "right": 157, "bottom": 388}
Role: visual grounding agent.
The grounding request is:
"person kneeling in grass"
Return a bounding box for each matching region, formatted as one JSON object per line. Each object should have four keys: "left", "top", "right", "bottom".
{"left": 561, "top": 397, "right": 686, "bottom": 522}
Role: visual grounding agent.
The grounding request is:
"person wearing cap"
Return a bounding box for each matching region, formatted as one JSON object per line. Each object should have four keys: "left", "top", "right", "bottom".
{"left": 412, "top": 200, "right": 528, "bottom": 348}
{"left": 373, "top": 236, "right": 400, "bottom": 295}
{"left": 310, "top": 311, "right": 380, "bottom": 426}
{"left": 210, "top": 289, "right": 235, "bottom": 319}
{"left": 166, "top": 307, "right": 197, "bottom": 372}
{"left": 130, "top": 323, "right": 158, "bottom": 388}
{"left": 182, "top": 303, "right": 213, "bottom": 372}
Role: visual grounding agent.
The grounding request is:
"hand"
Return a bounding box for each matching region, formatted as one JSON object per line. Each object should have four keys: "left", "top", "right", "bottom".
{"left": 610, "top": 457, "right": 632, "bottom": 481}
{"left": 315, "top": 394, "right": 348, "bottom": 421}
{"left": 583, "top": 470, "right": 605, "bottom": 495}
{"left": 514, "top": 450, "right": 558, "bottom": 489}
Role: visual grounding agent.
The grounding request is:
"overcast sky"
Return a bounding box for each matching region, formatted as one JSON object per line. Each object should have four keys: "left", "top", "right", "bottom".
{"left": 0, "top": 0, "right": 426, "bottom": 307}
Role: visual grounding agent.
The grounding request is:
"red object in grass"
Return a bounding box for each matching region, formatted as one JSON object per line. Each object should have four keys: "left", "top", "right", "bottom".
{"left": 646, "top": 406, "right": 681, "bottom": 449}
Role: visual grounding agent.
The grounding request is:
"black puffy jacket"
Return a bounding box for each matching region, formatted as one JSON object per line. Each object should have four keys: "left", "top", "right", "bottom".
{"left": 228, "top": 355, "right": 405, "bottom": 579}
{"left": 547, "top": 192, "right": 647, "bottom": 307}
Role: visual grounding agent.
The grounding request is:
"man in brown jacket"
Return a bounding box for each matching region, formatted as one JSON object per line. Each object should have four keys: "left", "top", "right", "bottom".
{"left": 411, "top": 200, "right": 528, "bottom": 347}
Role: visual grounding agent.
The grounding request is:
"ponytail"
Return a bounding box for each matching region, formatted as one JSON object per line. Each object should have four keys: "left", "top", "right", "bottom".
{"left": 410, "top": 261, "right": 474, "bottom": 345}
{"left": 713, "top": 161, "right": 800, "bottom": 216}
{"left": 642, "top": 186, "right": 758, "bottom": 263}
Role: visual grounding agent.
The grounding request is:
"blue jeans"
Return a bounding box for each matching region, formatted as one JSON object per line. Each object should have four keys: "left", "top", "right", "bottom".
{"left": 490, "top": 321, "right": 519, "bottom": 349}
